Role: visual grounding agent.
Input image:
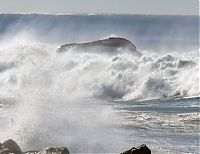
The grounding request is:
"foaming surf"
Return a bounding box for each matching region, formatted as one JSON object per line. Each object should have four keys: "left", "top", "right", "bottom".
{"left": 0, "top": 14, "right": 199, "bottom": 153}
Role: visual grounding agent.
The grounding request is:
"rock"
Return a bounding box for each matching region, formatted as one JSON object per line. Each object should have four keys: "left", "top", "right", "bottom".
{"left": 24, "top": 147, "right": 69, "bottom": 154}
{"left": 121, "top": 144, "right": 151, "bottom": 154}
{"left": 1, "top": 139, "right": 22, "bottom": 154}
{"left": 57, "top": 37, "right": 142, "bottom": 56}
{"left": 37, "top": 147, "right": 69, "bottom": 154}
{"left": 0, "top": 139, "right": 69, "bottom": 154}
{"left": 1, "top": 139, "right": 150, "bottom": 154}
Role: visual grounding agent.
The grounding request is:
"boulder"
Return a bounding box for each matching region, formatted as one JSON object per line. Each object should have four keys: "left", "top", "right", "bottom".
{"left": 37, "top": 147, "right": 69, "bottom": 154}
{"left": 1, "top": 139, "right": 150, "bottom": 154}
{"left": 0, "top": 140, "right": 69, "bottom": 154}
{"left": 0, "top": 139, "right": 22, "bottom": 154}
{"left": 121, "top": 144, "right": 151, "bottom": 154}
{"left": 25, "top": 147, "right": 69, "bottom": 154}
{"left": 57, "top": 37, "right": 142, "bottom": 56}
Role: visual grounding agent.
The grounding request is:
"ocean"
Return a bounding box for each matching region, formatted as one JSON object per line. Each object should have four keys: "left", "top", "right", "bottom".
{"left": 0, "top": 14, "right": 199, "bottom": 153}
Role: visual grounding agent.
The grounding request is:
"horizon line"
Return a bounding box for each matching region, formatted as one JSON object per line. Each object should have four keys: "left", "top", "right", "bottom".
{"left": 0, "top": 12, "right": 198, "bottom": 17}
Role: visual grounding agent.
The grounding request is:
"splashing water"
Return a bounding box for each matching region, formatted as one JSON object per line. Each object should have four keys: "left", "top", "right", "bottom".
{"left": 0, "top": 14, "right": 199, "bottom": 153}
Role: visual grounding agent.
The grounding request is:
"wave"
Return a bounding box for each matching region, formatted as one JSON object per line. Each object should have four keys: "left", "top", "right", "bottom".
{"left": 0, "top": 14, "right": 199, "bottom": 151}
{"left": 0, "top": 42, "right": 198, "bottom": 101}
{"left": 0, "top": 42, "right": 198, "bottom": 151}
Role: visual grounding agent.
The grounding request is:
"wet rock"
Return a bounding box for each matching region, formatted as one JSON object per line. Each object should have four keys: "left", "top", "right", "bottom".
{"left": 121, "top": 144, "right": 151, "bottom": 154}
{"left": 24, "top": 147, "right": 69, "bottom": 154}
{"left": 0, "top": 139, "right": 22, "bottom": 154}
{"left": 57, "top": 37, "right": 142, "bottom": 57}
{"left": 37, "top": 147, "right": 69, "bottom": 154}
{"left": 0, "top": 139, "right": 69, "bottom": 154}
{"left": 1, "top": 139, "right": 150, "bottom": 154}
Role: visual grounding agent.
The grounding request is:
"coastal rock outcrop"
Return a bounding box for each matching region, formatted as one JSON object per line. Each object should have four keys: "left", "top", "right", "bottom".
{"left": 25, "top": 147, "right": 69, "bottom": 154}
{"left": 0, "top": 139, "right": 22, "bottom": 154}
{"left": 0, "top": 139, "right": 69, "bottom": 154}
{"left": 121, "top": 144, "right": 151, "bottom": 154}
{"left": 1, "top": 139, "right": 150, "bottom": 154}
{"left": 57, "top": 37, "right": 142, "bottom": 56}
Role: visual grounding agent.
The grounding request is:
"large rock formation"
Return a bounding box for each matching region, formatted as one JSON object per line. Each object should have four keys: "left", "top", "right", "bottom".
{"left": 121, "top": 144, "right": 151, "bottom": 154}
{"left": 0, "top": 139, "right": 69, "bottom": 154}
{"left": 0, "top": 139, "right": 150, "bottom": 154}
{"left": 0, "top": 139, "right": 22, "bottom": 154}
{"left": 25, "top": 147, "right": 69, "bottom": 154}
{"left": 57, "top": 37, "right": 142, "bottom": 56}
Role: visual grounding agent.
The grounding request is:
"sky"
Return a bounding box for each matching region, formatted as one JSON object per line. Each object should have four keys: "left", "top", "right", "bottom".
{"left": 0, "top": 0, "right": 198, "bottom": 15}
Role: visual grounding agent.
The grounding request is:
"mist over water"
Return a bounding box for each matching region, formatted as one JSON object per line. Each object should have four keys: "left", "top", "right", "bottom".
{"left": 0, "top": 14, "right": 198, "bottom": 51}
{"left": 0, "top": 14, "right": 199, "bottom": 153}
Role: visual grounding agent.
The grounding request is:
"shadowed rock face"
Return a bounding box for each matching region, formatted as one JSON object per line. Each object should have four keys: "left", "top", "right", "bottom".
{"left": 57, "top": 37, "right": 142, "bottom": 56}
{"left": 25, "top": 147, "right": 69, "bottom": 154}
{"left": 0, "top": 139, "right": 69, "bottom": 154}
{"left": 121, "top": 144, "right": 151, "bottom": 154}
{"left": 0, "top": 139, "right": 22, "bottom": 154}
{"left": 0, "top": 139, "right": 151, "bottom": 154}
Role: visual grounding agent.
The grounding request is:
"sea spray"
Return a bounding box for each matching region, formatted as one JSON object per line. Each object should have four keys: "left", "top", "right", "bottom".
{"left": 0, "top": 14, "right": 199, "bottom": 153}
{"left": 0, "top": 44, "right": 198, "bottom": 151}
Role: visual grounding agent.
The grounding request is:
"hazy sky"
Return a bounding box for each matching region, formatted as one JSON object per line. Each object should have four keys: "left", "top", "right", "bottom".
{"left": 0, "top": 0, "right": 198, "bottom": 15}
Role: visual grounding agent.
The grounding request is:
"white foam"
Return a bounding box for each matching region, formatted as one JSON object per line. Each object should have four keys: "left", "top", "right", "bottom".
{"left": 0, "top": 43, "right": 199, "bottom": 152}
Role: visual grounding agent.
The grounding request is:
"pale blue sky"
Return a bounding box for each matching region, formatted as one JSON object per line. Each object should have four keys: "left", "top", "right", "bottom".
{"left": 0, "top": 0, "right": 198, "bottom": 15}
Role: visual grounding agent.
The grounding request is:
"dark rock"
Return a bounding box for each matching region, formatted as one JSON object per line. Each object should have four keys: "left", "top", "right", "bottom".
{"left": 0, "top": 139, "right": 69, "bottom": 154}
{"left": 24, "top": 147, "right": 69, "bottom": 154}
{"left": 1, "top": 139, "right": 22, "bottom": 154}
{"left": 1, "top": 139, "right": 150, "bottom": 154}
{"left": 121, "top": 144, "right": 151, "bottom": 154}
{"left": 57, "top": 37, "right": 142, "bottom": 56}
{"left": 37, "top": 147, "right": 69, "bottom": 154}
{"left": 0, "top": 148, "right": 15, "bottom": 154}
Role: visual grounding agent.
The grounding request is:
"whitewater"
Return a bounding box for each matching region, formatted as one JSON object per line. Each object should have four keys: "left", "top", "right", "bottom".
{"left": 0, "top": 14, "right": 199, "bottom": 153}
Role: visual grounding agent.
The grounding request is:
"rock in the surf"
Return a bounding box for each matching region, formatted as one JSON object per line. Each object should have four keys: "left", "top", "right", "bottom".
{"left": 121, "top": 144, "right": 151, "bottom": 154}
{"left": 37, "top": 147, "right": 69, "bottom": 154}
{"left": 1, "top": 139, "right": 150, "bottom": 154}
{"left": 0, "top": 139, "right": 69, "bottom": 154}
{"left": 0, "top": 139, "right": 22, "bottom": 154}
{"left": 57, "top": 37, "right": 142, "bottom": 56}
{"left": 25, "top": 147, "right": 69, "bottom": 154}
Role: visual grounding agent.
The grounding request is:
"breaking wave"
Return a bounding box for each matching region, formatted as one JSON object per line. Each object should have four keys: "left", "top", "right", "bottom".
{"left": 0, "top": 43, "right": 198, "bottom": 101}
{"left": 0, "top": 42, "right": 198, "bottom": 152}
{"left": 0, "top": 14, "right": 199, "bottom": 152}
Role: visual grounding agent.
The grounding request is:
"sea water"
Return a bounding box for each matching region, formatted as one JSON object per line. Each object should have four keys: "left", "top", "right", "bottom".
{"left": 0, "top": 14, "right": 199, "bottom": 153}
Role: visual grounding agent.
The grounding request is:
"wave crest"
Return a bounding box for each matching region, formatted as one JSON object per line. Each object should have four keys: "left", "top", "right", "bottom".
{"left": 0, "top": 43, "right": 198, "bottom": 101}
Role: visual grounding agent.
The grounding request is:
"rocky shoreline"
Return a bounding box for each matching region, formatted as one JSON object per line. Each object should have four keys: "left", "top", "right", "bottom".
{"left": 0, "top": 139, "right": 151, "bottom": 154}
